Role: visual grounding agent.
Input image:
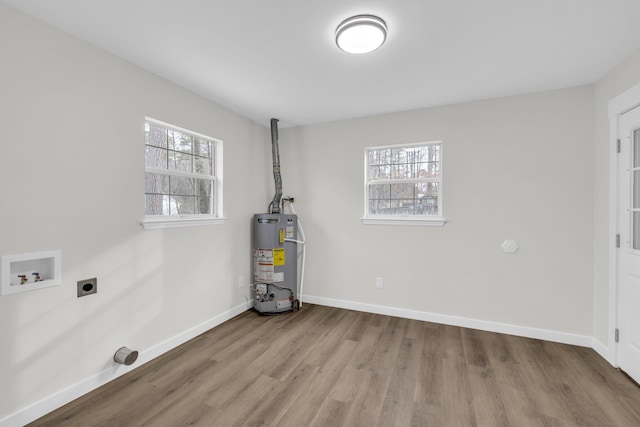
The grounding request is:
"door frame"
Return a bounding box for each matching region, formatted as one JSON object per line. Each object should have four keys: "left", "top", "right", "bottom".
{"left": 608, "top": 81, "right": 640, "bottom": 366}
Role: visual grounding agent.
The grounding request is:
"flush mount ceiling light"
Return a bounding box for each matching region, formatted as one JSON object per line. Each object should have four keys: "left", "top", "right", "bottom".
{"left": 335, "top": 15, "right": 387, "bottom": 54}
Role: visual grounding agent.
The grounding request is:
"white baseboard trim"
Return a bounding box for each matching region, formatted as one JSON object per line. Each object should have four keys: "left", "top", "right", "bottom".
{"left": 591, "top": 338, "right": 616, "bottom": 367}
{"left": 302, "top": 295, "right": 593, "bottom": 348}
{"left": 0, "top": 301, "right": 251, "bottom": 427}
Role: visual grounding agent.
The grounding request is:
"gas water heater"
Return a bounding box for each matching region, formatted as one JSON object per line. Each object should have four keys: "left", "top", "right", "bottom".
{"left": 252, "top": 213, "right": 298, "bottom": 313}
{"left": 252, "top": 118, "right": 303, "bottom": 314}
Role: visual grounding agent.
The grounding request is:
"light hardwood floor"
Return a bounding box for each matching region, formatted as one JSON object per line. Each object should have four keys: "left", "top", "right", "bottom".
{"left": 30, "top": 304, "right": 640, "bottom": 426}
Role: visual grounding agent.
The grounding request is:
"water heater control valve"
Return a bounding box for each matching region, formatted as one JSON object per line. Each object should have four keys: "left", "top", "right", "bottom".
{"left": 256, "top": 283, "right": 268, "bottom": 295}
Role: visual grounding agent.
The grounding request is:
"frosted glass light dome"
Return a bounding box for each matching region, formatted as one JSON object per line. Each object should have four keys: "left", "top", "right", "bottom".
{"left": 336, "top": 15, "right": 387, "bottom": 54}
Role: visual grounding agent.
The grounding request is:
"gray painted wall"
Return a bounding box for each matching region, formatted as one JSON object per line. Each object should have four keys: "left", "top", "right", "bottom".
{"left": 0, "top": 3, "right": 271, "bottom": 421}
{"left": 280, "top": 87, "right": 594, "bottom": 334}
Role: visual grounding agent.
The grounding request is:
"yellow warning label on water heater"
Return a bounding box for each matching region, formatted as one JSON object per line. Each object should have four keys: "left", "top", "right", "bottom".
{"left": 273, "top": 248, "right": 285, "bottom": 266}
{"left": 279, "top": 228, "right": 285, "bottom": 244}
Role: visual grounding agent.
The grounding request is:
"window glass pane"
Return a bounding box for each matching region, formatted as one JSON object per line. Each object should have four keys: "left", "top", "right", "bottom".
{"left": 195, "top": 139, "right": 211, "bottom": 158}
{"left": 432, "top": 145, "right": 441, "bottom": 161}
{"left": 369, "top": 148, "right": 389, "bottom": 166}
{"left": 368, "top": 182, "right": 439, "bottom": 216}
{"left": 417, "top": 182, "right": 439, "bottom": 196}
{"left": 165, "top": 195, "right": 178, "bottom": 215}
{"left": 194, "top": 156, "right": 212, "bottom": 175}
{"left": 145, "top": 173, "right": 169, "bottom": 194}
{"left": 390, "top": 183, "right": 415, "bottom": 199}
{"left": 390, "top": 148, "right": 402, "bottom": 165}
{"left": 369, "top": 199, "right": 390, "bottom": 215}
{"left": 384, "top": 149, "right": 392, "bottom": 164}
{"left": 174, "top": 196, "right": 195, "bottom": 214}
{"left": 369, "top": 183, "right": 391, "bottom": 200}
{"left": 392, "top": 163, "right": 411, "bottom": 179}
{"left": 170, "top": 176, "right": 194, "bottom": 196}
{"left": 421, "top": 144, "right": 440, "bottom": 162}
{"left": 634, "top": 129, "right": 640, "bottom": 168}
{"left": 634, "top": 170, "right": 640, "bottom": 209}
{"left": 194, "top": 178, "right": 213, "bottom": 198}
{"left": 145, "top": 146, "right": 167, "bottom": 169}
{"left": 146, "top": 124, "right": 168, "bottom": 148}
{"left": 370, "top": 165, "right": 390, "bottom": 180}
{"left": 367, "top": 150, "right": 377, "bottom": 165}
{"left": 417, "top": 182, "right": 439, "bottom": 215}
{"left": 168, "top": 151, "right": 193, "bottom": 173}
{"left": 634, "top": 211, "right": 640, "bottom": 250}
{"left": 196, "top": 197, "right": 212, "bottom": 214}
{"left": 422, "top": 198, "right": 439, "bottom": 215}
{"left": 407, "top": 161, "right": 419, "bottom": 179}
{"left": 415, "top": 145, "right": 428, "bottom": 162}
{"left": 417, "top": 162, "right": 439, "bottom": 178}
{"left": 145, "top": 194, "right": 165, "bottom": 215}
{"left": 171, "top": 132, "right": 193, "bottom": 153}
{"left": 368, "top": 165, "right": 379, "bottom": 180}
{"left": 390, "top": 199, "right": 414, "bottom": 210}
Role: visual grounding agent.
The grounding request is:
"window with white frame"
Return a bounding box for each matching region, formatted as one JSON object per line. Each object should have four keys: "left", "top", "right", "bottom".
{"left": 143, "top": 118, "right": 223, "bottom": 229}
{"left": 364, "top": 141, "right": 445, "bottom": 225}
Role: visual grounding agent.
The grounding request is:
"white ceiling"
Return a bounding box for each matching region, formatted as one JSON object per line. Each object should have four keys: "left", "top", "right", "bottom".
{"left": 4, "top": 0, "right": 640, "bottom": 128}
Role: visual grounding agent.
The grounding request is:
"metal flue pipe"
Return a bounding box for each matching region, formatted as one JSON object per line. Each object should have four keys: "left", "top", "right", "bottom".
{"left": 269, "top": 118, "right": 283, "bottom": 214}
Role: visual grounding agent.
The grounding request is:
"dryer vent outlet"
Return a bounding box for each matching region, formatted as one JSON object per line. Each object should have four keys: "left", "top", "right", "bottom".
{"left": 77, "top": 278, "right": 97, "bottom": 297}
{"left": 114, "top": 347, "right": 138, "bottom": 366}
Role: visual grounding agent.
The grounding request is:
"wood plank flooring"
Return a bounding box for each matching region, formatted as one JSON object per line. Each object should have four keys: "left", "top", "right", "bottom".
{"left": 29, "top": 304, "right": 640, "bottom": 426}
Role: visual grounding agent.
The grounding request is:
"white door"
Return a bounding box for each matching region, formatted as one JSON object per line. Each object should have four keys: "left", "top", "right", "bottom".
{"left": 617, "top": 105, "right": 640, "bottom": 383}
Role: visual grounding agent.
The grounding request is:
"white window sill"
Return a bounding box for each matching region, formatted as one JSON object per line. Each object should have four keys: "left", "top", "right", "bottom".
{"left": 361, "top": 217, "right": 447, "bottom": 227}
{"left": 141, "top": 216, "right": 226, "bottom": 230}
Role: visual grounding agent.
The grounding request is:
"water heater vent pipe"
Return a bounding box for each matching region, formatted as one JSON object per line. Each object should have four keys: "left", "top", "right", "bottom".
{"left": 269, "top": 118, "right": 282, "bottom": 214}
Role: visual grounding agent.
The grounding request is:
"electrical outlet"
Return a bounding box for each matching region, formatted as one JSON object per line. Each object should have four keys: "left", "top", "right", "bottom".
{"left": 375, "top": 277, "right": 384, "bottom": 289}
{"left": 77, "top": 277, "right": 97, "bottom": 297}
{"left": 238, "top": 276, "right": 244, "bottom": 288}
